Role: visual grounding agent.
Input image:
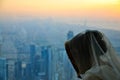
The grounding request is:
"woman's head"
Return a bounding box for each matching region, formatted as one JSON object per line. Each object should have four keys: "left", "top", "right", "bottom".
{"left": 65, "top": 30, "right": 107, "bottom": 77}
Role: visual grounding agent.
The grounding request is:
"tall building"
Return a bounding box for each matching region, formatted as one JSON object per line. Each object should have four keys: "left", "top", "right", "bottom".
{"left": 0, "top": 58, "right": 7, "bottom": 80}
{"left": 14, "top": 60, "right": 22, "bottom": 80}
{"left": 24, "top": 63, "right": 32, "bottom": 80}
{"left": 0, "top": 43, "right": 2, "bottom": 56}
{"left": 0, "top": 34, "right": 3, "bottom": 56}
{"left": 30, "top": 44, "right": 36, "bottom": 80}
{"left": 30, "top": 44, "right": 36, "bottom": 63}
{"left": 65, "top": 30, "right": 76, "bottom": 80}
{"left": 67, "top": 31, "right": 74, "bottom": 40}
{"left": 34, "top": 54, "right": 41, "bottom": 76}
{"left": 56, "top": 48, "right": 65, "bottom": 80}
{"left": 39, "top": 46, "right": 50, "bottom": 80}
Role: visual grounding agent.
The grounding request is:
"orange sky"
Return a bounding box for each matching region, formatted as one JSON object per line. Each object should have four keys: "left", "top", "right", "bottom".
{"left": 0, "top": 0, "right": 120, "bottom": 19}
{"left": 0, "top": 0, "right": 120, "bottom": 30}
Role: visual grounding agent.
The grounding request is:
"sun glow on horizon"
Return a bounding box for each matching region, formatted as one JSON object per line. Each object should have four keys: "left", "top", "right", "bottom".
{"left": 0, "top": 0, "right": 120, "bottom": 30}
{"left": 0, "top": 0, "right": 120, "bottom": 19}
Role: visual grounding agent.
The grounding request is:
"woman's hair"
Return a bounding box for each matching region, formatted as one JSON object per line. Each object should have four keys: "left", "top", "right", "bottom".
{"left": 65, "top": 30, "right": 107, "bottom": 77}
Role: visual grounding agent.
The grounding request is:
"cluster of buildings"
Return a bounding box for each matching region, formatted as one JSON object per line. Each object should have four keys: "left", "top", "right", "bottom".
{"left": 0, "top": 31, "right": 79, "bottom": 80}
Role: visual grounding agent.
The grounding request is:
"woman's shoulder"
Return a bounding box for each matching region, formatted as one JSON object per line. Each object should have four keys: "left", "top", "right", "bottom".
{"left": 82, "top": 65, "right": 118, "bottom": 80}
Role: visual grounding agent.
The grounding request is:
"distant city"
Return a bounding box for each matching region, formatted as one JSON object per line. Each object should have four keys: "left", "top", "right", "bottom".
{"left": 0, "top": 19, "right": 120, "bottom": 80}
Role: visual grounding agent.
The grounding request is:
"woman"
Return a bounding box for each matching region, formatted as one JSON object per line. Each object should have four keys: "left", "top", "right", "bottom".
{"left": 65, "top": 30, "right": 120, "bottom": 80}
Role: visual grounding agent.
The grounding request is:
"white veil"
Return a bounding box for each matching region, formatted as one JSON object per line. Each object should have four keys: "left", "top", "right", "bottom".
{"left": 65, "top": 30, "right": 120, "bottom": 80}
{"left": 87, "top": 32, "right": 120, "bottom": 80}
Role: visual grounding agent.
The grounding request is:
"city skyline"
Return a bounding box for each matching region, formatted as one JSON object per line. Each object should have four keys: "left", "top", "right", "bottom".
{"left": 0, "top": 19, "right": 120, "bottom": 80}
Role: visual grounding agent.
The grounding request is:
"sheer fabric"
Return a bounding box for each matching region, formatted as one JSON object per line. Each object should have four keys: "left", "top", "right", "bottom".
{"left": 65, "top": 30, "right": 120, "bottom": 80}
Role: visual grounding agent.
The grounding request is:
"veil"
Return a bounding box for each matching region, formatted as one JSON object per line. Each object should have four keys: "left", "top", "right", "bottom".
{"left": 65, "top": 30, "right": 120, "bottom": 80}
{"left": 89, "top": 31, "right": 120, "bottom": 80}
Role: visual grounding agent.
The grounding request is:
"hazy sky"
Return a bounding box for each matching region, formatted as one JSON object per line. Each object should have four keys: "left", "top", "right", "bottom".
{"left": 0, "top": 0, "right": 120, "bottom": 18}
{"left": 0, "top": 0, "right": 120, "bottom": 30}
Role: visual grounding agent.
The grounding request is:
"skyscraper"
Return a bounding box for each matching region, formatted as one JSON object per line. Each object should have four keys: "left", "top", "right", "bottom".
{"left": 0, "top": 58, "right": 7, "bottom": 80}
{"left": 65, "top": 30, "right": 75, "bottom": 80}
{"left": 67, "top": 31, "right": 74, "bottom": 40}
{"left": 30, "top": 44, "right": 36, "bottom": 63}
{"left": 0, "top": 34, "right": 2, "bottom": 56}
{"left": 39, "top": 46, "right": 50, "bottom": 80}
{"left": 24, "top": 63, "right": 32, "bottom": 80}
{"left": 14, "top": 60, "right": 22, "bottom": 80}
{"left": 0, "top": 43, "right": 2, "bottom": 56}
{"left": 30, "top": 44, "right": 36, "bottom": 80}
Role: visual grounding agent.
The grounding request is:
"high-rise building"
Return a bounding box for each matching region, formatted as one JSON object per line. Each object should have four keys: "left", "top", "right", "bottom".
{"left": 29, "top": 44, "right": 36, "bottom": 80}
{"left": 0, "top": 34, "right": 3, "bottom": 56}
{"left": 67, "top": 31, "right": 74, "bottom": 40}
{"left": 66, "top": 30, "right": 76, "bottom": 80}
{"left": 30, "top": 44, "right": 36, "bottom": 63}
{"left": 0, "top": 44, "right": 2, "bottom": 56}
{"left": 34, "top": 54, "right": 41, "bottom": 76}
{"left": 14, "top": 60, "right": 22, "bottom": 80}
{"left": 0, "top": 58, "right": 7, "bottom": 80}
{"left": 39, "top": 46, "right": 50, "bottom": 80}
{"left": 15, "top": 61, "right": 33, "bottom": 80}
{"left": 24, "top": 63, "right": 32, "bottom": 80}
